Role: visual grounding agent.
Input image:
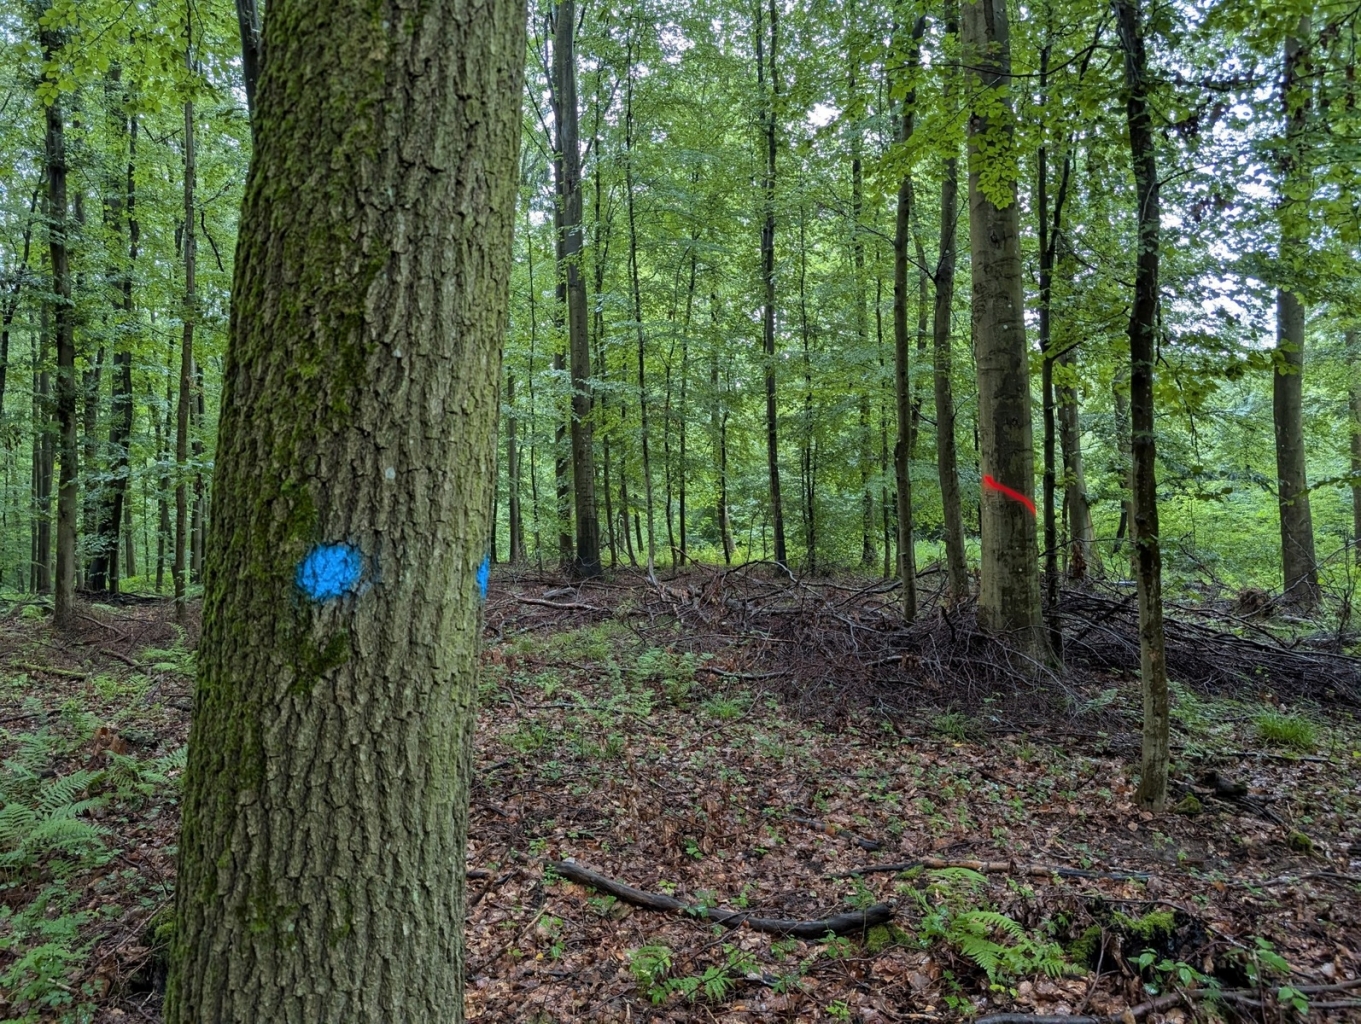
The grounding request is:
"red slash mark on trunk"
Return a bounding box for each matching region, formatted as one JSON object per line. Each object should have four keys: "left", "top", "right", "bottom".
{"left": 982, "top": 474, "right": 1036, "bottom": 516}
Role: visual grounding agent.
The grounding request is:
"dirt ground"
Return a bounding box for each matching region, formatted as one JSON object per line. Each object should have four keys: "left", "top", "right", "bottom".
{"left": 1, "top": 568, "right": 1359, "bottom": 1022}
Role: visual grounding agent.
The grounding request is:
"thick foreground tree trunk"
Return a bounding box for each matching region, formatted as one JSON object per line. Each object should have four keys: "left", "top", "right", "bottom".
{"left": 1115, "top": 0, "right": 1169, "bottom": 811}
{"left": 167, "top": 1, "right": 526, "bottom": 1021}
{"left": 960, "top": 0, "right": 1045, "bottom": 655}
{"left": 1273, "top": 18, "right": 1319, "bottom": 609}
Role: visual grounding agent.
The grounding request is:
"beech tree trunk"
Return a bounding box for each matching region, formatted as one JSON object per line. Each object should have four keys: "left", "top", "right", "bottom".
{"left": 44, "top": 35, "right": 78, "bottom": 629}
{"left": 933, "top": 4, "right": 967, "bottom": 604}
{"left": 893, "top": 18, "right": 924, "bottom": 621}
{"left": 174, "top": 84, "right": 195, "bottom": 624}
{"left": 757, "top": 0, "right": 787, "bottom": 569}
{"left": 961, "top": 0, "right": 1045, "bottom": 655}
{"left": 550, "top": 0, "right": 601, "bottom": 578}
{"left": 235, "top": 0, "right": 263, "bottom": 122}
{"left": 507, "top": 372, "right": 525, "bottom": 563}
{"left": 1273, "top": 17, "right": 1319, "bottom": 609}
{"left": 167, "top": 1, "right": 525, "bottom": 1020}
{"left": 1349, "top": 329, "right": 1360, "bottom": 565}
{"left": 1115, "top": 0, "right": 1169, "bottom": 811}
{"left": 33, "top": 296, "right": 53, "bottom": 594}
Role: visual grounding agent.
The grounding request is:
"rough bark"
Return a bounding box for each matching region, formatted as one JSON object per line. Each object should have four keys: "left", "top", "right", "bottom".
{"left": 960, "top": 0, "right": 1045, "bottom": 654}
{"left": 43, "top": 43, "right": 77, "bottom": 628}
{"left": 550, "top": 0, "right": 601, "bottom": 578}
{"left": 757, "top": 0, "right": 787, "bottom": 569}
{"left": 933, "top": 3, "right": 967, "bottom": 604}
{"left": 167, "top": 0, "right": 525, "bottom": 1021}
{"left": 893, "top": 19, "right": 925, "bottom": 621}
{"left": 33, "top": 298, "right": 53, "bottom": 594}
{"left": 1115, "top": 0, "right": 1169, "bottom": 811}
{"left": 1273, "top": 17, "right": 1319, "bottom": 608}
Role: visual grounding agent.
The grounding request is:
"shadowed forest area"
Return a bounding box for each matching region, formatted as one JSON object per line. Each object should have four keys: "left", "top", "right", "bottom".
{"left": 1, "top": 0, "right": 1360, "bottom": 1020}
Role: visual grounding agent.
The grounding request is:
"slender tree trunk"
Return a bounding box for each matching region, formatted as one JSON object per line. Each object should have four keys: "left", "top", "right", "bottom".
{"left": 235, "top": 0, "right": 263, "bottom": 123}
{"left": 961, "top": 0, "right": 1046, "bottom": 655}
{"left": 92, "top": 108, "right": 137, "bottom": 594}
{"left": 877, "top": 273, "right": 892, "bottom": 579}
{"left": 44, "top": 44, "right": 78, "bottom": 628}
{"left": 933, "top": 5, "right": 967, "bottom": 603}
{"left": 1115, "top": 0, "right": 1169, "bottom": 811}
{"left": 191, "top": 360, "right": 206, "bottom": 583}
{"left": 525, "top": 207, "right": 544, "bottom": 567}
{"left": 167, "top": 0, "right": 525, "bottom": 1019}
{"left": 174, "top": 80, "right": 195, "bottom": 622}
{"left": 1112, "top": 360, "right": 1132, "bottom": 558}
{"left": 893, "top": 19, "right": 925, "bottom": 621}
{"left": 0, "top": 190, "right": 39, "bottom": 421}
{"left": 849, "top": 35, "right": 875, "bottom": 570}
{"left": 1056, "top": 340, "right": 1097, "bottom": 576}
{"left": 623, "top": 57, "right": 656, "bottom": 576}
{"left": 34, "top": 300, "right": 53, "bottom": 594}
{"left": 1273, "top": 16, "right": 1319, "bottom": 609}
{"left": 797, "top": 206, "right": 816, "bottom": 573}
{"left": 124, "top": 493, "right": 136, "bottom": 579}
{"left": 1350, "top": 329, "right": 1360, "bottom": 566}
{"left": 81, "top": 348, "right": 104, "bottom": 584}
{"left": 551, "top": 0, "right": 601, "bottom": 578}
{"left": 757, "top": 0, "right": 787, "bottom": 569}
{"left": 507, "top": 372, "right": 524, "bottom": 563}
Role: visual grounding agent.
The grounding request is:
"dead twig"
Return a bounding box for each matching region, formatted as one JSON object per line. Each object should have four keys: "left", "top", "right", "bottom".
{"left": 552, "top": 859, "right": 893, "bottom": 938}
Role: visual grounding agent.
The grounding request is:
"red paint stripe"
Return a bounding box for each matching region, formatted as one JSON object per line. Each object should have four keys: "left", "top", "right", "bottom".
{"left": 982, "top": 474, "right": 1036, "bottom": 516}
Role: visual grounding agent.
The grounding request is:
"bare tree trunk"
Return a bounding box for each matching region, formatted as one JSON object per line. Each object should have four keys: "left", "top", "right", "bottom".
{"left": 961, "top": 0, "right": 1046, "bottom": 655}
{"left": 166, "top": 0, "right": 526, "bottom": 1017}
{"left": 877, "top": 274, "right": 892, "bottom": 579}
{"left": 848, "top": 31, "right": 875, "bottom": 570}
{"left": 1273, "top": 16, "right": 1320, "bottom": 609}
{"left": 174, "top": 79, "right": 195, "bottom": 623}
{"left": 893, "top": 18, "right": 925, "bottom": 621}
{"left": 1350, "top": 328, "right": 1360, "bottom": 566}
{"left": 757, "top": 0, "right": 787, "bottom": 569}
{"left": 43, "top": 35, "right": 78, "bottom": 628}
{"left": 550, "top": 0, "right": 601, "bottom": 579}
{"left": 507, "top": 372, "right": 525, "bottom": 563}
{"left": 623, "top": 52, "right": 656, "bottom": 576}
{"left": 1115, "top": 0, "right": 1169, "bottom": 811}
{"left": 34, "top": 299, "right": 53, "bottom": 594}
{"left": 235, "top": 0, "right": 262, "bottom": 123}
{"left": 933, "top": 4, "right": 967, "bottom": 603}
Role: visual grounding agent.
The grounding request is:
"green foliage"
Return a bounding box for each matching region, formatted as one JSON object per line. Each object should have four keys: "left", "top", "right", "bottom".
{"left": 628, "top": 941, "right": 755, "bottom": 1005}
{"left": 1255, "top": 713, "right": 1318, "bottom": 752}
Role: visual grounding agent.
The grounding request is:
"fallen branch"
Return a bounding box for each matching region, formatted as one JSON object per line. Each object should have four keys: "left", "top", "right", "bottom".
{"left": 552, "top": 859, "right": 892, "bottom": 938}
{"left": 99, "top": 649, "right": 143, "bottom": 669}
{"left": 514, "top": 597, "right": 604, "bottom": 612}
{"left": 830, "top": 857, "right": 1149, "bottom": 883}
{"left": 10, "top": 661, "right": 88, "bottom": 681}
{"left": 790, "top": 814, "right": 883, "bottom": 852}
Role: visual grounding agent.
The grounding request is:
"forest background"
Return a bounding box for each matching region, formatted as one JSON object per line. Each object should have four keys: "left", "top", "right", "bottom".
{"left": 0, "top": 0, "right": 1358, "bottom": 610}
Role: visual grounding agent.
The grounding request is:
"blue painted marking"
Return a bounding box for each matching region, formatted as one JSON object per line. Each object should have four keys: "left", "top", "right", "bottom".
{"left": 477, "top": 555, "right": 491, "bottom": 600}
{"left": 296, "top": 544, "right": 364, "bottom": 601}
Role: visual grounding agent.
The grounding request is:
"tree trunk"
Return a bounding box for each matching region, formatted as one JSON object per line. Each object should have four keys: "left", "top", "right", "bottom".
{"left": 1350, "top": 329, "right": 1360, "bottom": 566}
{"left": 235, "top": 0, "right": 263, "bottom": 123}
{"left": 623, "top": 55, "right": 656, "bottom": 576}
{"left": 174, "top": 85, "right": 195, "bottom": 623}
{"left": 191, "top": 360, "right": 206, "bottom": 583}
{"left": 893, "top": 19, "right": 924, "bottom": 621}
{"left": 44, "top": 44, "right": 78, "bottom": 629}
{"left": 550, "top": 0, "right": 601, "bottom": 579}
{"left": 849, "top": 36, "right": 875, "bottom": 570}
{"left": 507, "top": 372, "right": 524, "bottom": 563}
{"left": 92, "top": 107, "right": 137, "bottom": 594}
{"left": 166, "top": 0, "right": 525, "bottom": 1019}
{"left": 933, "top": 4, "right": 967, "bottom": 604}
{"left": 757, "top": 0, "right": 787, "bottom": 569}
{"left": 34, "top": 299, "right": 53, "bottom": 594}
{"left": 960, "top": 0, "right": 1045, "bottom": 655}
{"left": 0, "top": 190, "right": 39, "bottom": 421}
{"left": 1115, "top": 0, "right": 1169, "bottom": 812}
{"left": 81, "top": 348, "right": 104, "bottom": 585}
{"left": 1273, "top": 17, "right": 1319, "bottom": 609}
{"left": 877, "top": 274, "right": 892, "bottom": 579}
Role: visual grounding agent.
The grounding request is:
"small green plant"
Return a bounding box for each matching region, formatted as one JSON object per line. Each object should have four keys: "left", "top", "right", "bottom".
{"left": 702, "top": 696, "right": 744, "bottom": 721}
{"left": 140, "top": 625, "right": 196, "bottom": 677}
{"left": 825, "top": 999, "right": 852, "bottom": 1020}
{"left": 930, "top": 712, "right": 974, "bottom": 742}
{"left": 1255, "top": 712, "right": 1317, "bottom": 752}
{"left": 628, "top": 942, "right": 753, "bottom": 1005}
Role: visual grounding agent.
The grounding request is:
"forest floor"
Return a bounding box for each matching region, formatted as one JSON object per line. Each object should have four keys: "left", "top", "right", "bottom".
{"left": 1, "top": 566, "right": 1360, "bottom": 1023}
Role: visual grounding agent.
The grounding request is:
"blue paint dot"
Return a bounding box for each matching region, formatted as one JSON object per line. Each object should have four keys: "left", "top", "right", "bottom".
{"left": 477, "top": 555, "right": 491, "bottom": 600}
{"left": 296, "top": 544, "right": 364, "bottom": 602}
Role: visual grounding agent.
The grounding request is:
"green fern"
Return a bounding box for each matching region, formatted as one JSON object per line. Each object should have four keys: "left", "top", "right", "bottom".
{"left": 944, "top": 910, "right": 1072, "bottom": 985}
